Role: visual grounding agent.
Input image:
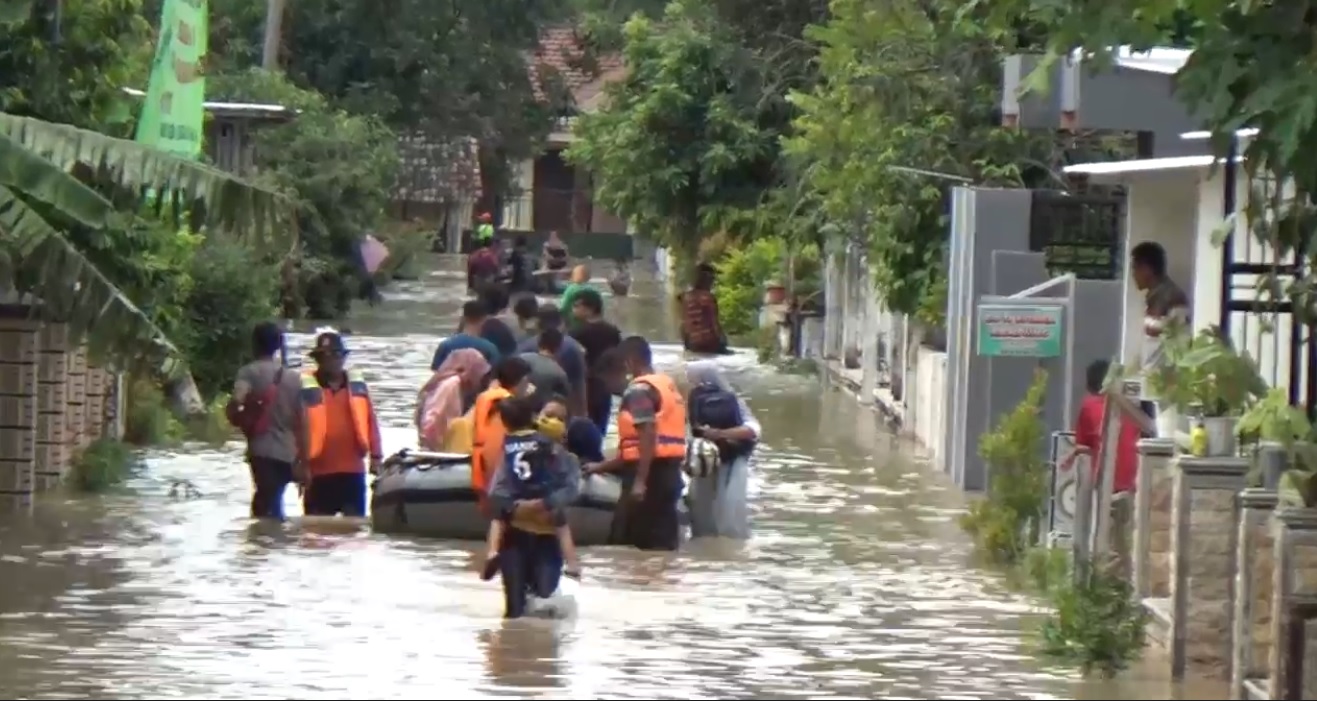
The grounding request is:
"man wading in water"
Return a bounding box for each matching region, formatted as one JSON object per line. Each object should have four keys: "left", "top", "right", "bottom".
{"left": 585, "top": 337, "right": 687, "bottom": 551}
{"left": 228, "top": 322, "right": 303, "bottom": 519}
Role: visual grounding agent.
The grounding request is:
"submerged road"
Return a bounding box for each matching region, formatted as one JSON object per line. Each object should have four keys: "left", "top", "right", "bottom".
{"left": 0, "top": 258, "right": 1218, "bottom": 698}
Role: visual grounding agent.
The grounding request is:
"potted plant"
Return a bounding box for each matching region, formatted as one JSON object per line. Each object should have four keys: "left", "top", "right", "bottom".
{"left": 1237, "top": 387, "right": 1314, "bottom": 488}
{"left": 1152, "top": 329, "right": 1266, "bottom": 455}
{"left": 1142, "top": 328, "right": 1193, "bottom": 438}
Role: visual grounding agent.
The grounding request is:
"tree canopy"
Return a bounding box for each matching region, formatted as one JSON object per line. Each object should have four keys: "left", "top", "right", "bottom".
{"left": 567, "top": 0, "right": 779, "bottom": 265}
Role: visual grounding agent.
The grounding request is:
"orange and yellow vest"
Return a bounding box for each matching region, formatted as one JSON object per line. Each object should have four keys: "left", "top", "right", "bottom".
{"left": 470, "top": 384, "right": 512, "bottom": 494}
{"left": 299, "top": 370, "right": 373, "bottom": 461}
{"left": 617, "top": 373, "right": 687, "bottom": 461}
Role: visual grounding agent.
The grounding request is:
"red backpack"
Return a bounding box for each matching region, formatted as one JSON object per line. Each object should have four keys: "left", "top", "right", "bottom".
{"left": 227, "top": 367, "right": 284, "bottom": 439}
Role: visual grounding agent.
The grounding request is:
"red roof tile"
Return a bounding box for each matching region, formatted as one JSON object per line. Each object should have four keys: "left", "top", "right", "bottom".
{"left": 529, "top": 26, "right": 624, "bottom": 108}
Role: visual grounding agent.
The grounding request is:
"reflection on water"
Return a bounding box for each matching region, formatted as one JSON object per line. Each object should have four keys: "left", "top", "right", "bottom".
{"left": 0, "top": 256, "right": 1223, "bottom": 698}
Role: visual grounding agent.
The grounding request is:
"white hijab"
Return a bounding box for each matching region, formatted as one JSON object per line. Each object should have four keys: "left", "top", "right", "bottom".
{"left": 684, "top": 361, "right": 760, "bottom": 440}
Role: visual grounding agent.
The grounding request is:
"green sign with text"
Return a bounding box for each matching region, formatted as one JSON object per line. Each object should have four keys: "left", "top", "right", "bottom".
{"left": 977, "top": 302, "right": 1064, "bottom": 358}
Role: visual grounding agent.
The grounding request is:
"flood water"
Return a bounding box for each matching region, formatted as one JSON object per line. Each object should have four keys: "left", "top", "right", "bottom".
{"left": 0, "top": 257, "right": 1224, "bottom": 699}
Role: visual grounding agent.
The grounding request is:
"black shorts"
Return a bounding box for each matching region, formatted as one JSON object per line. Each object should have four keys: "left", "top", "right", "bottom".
{"left": 248, "top": 456, "right": 293, "bottom": 520}
{"left": 608, "top": 460, "right": 682, "bottom": 551}
{"left": 303, "top": 472, "right": 367, "bottom": 517}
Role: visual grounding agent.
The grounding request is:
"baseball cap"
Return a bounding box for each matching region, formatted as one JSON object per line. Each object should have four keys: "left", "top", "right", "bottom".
{"left": 310, "top": 330, "right": 349, "bottom": 357}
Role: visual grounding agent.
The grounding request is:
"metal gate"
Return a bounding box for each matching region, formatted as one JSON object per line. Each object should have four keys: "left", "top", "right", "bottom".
{"left": 1029, "top": 189, "right": 1124, "bottom": 280}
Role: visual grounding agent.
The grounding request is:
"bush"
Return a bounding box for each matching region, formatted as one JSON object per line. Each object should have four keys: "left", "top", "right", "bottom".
{"left": 177, "top": 238, "right": 281, "bottom": 398}
{"left": 713, "top": 238, "right": 822, "bottom": 337}
{"left": 68, "top": 438, "right": 137, "bottom": 493}
{"left": 960, "top": 369, "right": 1048, "bottom": 566}
{"left": 1040, "top": 564, "right": 1149, "bottom": 676}
{"left": 208, "top": 68, "right": 399, "bottom": 320}
{"left": 123, "top": 376, "right": 185, "bottom": 446}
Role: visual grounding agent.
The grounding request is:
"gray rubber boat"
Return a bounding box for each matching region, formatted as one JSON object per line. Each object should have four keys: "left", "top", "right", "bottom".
{"left": 370, "top": 449, "right": 622, "bottom": 545}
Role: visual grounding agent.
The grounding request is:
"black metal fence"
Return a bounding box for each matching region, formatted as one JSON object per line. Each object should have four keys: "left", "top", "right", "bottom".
{"left": 1029, "top": 189, "right": 1124, "bottom": 280}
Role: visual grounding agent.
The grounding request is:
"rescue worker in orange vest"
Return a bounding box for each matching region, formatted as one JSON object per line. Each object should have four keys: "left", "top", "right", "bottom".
{"left": 470, "top": 355, "right": 533, "bottom": 498}
{"left": 298, "top": 331, "right": 383, "bottom": 517}
{"left": 583, "top": 337, "right": 687, "bottom": 551}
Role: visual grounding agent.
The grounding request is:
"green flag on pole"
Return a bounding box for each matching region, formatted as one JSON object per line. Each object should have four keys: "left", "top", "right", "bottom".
{"left": 135, "top": 0, "right": 208, "bottom": 158}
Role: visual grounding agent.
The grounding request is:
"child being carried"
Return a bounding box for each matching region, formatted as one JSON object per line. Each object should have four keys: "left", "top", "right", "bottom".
{"left": 481, "top": 395, "right": 583, "bottom": 581}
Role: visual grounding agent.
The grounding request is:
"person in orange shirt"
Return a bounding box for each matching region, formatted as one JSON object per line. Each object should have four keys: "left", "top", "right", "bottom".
{"left": 470, "top": 355, "right": 533, "bottom": 497}
{"left": 298, "top": 331, "right": 383, "bottom": 517}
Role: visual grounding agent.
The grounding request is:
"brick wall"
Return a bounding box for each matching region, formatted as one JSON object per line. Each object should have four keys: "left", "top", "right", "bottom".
{"left": 1268, "top": 508, "right": 1317, "bottom": 698}
{"left": 0, "top": 309, "right": 120, "bottom": 499}
{"left": 1231, "top": 488, "right": 1278, "bottom": 697}
{"left": 1134, "top": 438, "right": 1176, "bottom": 599}
{"left": 1169, "top": 456, "right": 1249, "bottom": 679}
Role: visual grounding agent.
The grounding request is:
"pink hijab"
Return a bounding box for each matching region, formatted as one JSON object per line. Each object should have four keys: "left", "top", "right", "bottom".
{"left": 415, "top": 349, "right": 490, "bottom": 449}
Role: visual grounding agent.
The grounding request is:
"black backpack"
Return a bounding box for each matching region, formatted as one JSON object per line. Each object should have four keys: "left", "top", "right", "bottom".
{"left": 688, "top": 383, "right": 750, "bottom": 459}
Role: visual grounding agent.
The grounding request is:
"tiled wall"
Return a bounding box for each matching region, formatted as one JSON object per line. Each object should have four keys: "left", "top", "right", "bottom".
{"left": 0, "top": 314, "right": 119, "bottom": 501}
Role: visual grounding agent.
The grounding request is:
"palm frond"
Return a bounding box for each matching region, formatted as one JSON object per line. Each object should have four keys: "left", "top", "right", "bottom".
{"left": 0, "top": 112, "right": 291, "bottom": 244}
{"left": 0, "top": 183, "right": 182, "bottom": 379}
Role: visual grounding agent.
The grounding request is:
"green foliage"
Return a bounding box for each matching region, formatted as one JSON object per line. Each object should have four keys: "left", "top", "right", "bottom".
{"left": 960, "top": 370, "right": 1048, "bottom": 565}
{"left": 208, "top": 69, "right": 398, "bottom": 319}
{"left": 1145, "top": 328, "right": 1266, "bottom": 416}
{"left": 177, "top": 238, "right": 280, "bottom": 398}
{"left": 1039, "top": 565, "right": 1149, "bottom": 677}
{"left": 124, "top": 376, "right": 185, "bottom": 445}
{"left": 0, "top": 0, "right": 153, "bottom": 133}
{"left": 1238, "top": 389, "right": 1317, "bottom": 506}
{"left": 208, "top": 0, "right": 569, "bottom": 196}
{"left": 68, "top": 438, "right": 138, "bottom": 493}
{"left": 786, "top": 0, "right": 1055, "bottom": 317}
{"left": 713, "top": 237, "right": 821, "bottom": 337}
{"left": 567, "top": 0, "right": 778, "bottom": 266}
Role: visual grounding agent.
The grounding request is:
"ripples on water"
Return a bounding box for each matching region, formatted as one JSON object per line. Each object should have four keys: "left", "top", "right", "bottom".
{"left": 0, "top": 268, "right": 1220, "bottom": 699}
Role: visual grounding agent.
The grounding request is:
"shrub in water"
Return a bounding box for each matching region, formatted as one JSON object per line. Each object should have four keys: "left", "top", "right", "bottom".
{"left": 69, "top": 439, "right": 137, "bottom": 493}
{"left": 1039, "top": 563, "right": 1149, "bottom": 677}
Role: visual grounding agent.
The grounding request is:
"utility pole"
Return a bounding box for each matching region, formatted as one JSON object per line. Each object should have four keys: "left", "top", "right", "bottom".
{"left": 260, "top": 0, "right": 285, "bottom": 70}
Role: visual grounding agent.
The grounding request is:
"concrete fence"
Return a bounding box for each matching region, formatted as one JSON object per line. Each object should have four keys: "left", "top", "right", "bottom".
{"left": 0, "top": 306, "right": 123, "bottom": 506}
{"left": 1107, "top": 439, "right": 1317, "bottom": 699}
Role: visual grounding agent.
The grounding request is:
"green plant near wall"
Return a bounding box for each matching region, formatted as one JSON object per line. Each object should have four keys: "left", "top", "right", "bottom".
{"left": 1039, "top": 563, "right": 1149, "bottom": 677}
{"left": 960, "top": 369, "right": 1048, "bottom": 566}
{"left": 714, "top": 237, "right": 821, "bottom": 337}
{"left": 68, "top": 438, "right": 138, "bottom": 493}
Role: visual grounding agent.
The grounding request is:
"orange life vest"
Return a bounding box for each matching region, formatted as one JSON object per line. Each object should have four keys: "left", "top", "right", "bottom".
{"left": 617, "top": 373, "right": 687, "bottom": 461}
{"left": 299, "top": 370, "right": 373, "bottom": 461}
{"left": 470, "top": 384, "right": 512, "bottom": 493}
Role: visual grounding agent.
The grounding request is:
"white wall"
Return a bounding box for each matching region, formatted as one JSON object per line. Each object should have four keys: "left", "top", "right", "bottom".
{"left": 1124, "top": 167, "right": 1303, "bottom": 400}
{"left": 1119, "top": 174, "right": 1200, "bottom": 367}
{"left": 911, "top": 346, "right": 948, "bottom": 467}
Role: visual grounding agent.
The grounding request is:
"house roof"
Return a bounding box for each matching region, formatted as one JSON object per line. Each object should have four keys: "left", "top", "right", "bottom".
{"left": 1180, "top": 128, "right": 1260, "bottom": 141}
{"left": 1063, "top": 154, "right": 1240, "bottom": 184}
{"left": 393, "top": 133, "right": 482, "bottom": 204}
{"left": 121, "top": 87, "right": 296, "bottom": 121}
{"left": 1067, "top": 46, "right": 1192, "bottom": 76}
{"left": 529, "top": 26, "right": 625, "bottom": 109}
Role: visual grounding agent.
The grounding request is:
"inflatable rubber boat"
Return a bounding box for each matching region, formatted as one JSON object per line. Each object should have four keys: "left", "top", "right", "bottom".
{"left": 370, "top": 449, "right": 621, "bottom": 545}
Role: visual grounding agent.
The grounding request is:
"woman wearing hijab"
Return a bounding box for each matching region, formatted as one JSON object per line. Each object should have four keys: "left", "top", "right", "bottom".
{"left": 416, "top": 348, "right": 491, "bottom": 451}
{"left": 683, "top": 361, "right": 759, "bottom": 539}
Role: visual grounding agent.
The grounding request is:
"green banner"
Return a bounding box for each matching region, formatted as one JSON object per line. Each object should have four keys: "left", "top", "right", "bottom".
{"left": 977, "top": 302, "right": 1065, "bottom": 358}
{"left": 135, "top": 0, "right": 208, "bottom": 158}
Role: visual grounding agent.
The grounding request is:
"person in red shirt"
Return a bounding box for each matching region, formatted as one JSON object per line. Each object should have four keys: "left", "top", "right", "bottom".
{"left": 1072, "top": 359, "right": 1140, "bottom": 494}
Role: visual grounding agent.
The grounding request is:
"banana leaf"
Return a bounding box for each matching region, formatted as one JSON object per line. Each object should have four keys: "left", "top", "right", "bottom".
{"left": 0, "top": 114, "right": 294, "bottom": 385}
{"left": 0, "top": 113, "right": 288, "bottom": 244}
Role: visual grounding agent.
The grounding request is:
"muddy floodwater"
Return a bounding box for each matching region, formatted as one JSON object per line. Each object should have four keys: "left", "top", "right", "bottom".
{"left": 0, "top": 258, "right": 1225, "bottom": 698}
